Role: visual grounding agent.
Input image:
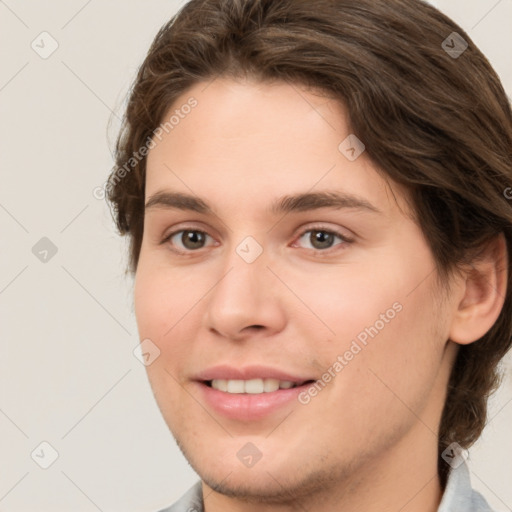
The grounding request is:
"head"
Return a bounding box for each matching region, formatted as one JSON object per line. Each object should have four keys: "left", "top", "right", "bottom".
{"left": 107, "top": 0, "right": 512, "bottom": 502}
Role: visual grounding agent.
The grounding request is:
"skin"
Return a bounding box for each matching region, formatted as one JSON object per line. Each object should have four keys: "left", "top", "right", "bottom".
{"left": 134, "top": 77, "right": 507, "bottom": 512}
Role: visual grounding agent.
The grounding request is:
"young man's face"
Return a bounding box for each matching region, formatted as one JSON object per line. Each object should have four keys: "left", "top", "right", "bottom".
{"left": 134, "top": 78, "right": 459, "bottom": 503}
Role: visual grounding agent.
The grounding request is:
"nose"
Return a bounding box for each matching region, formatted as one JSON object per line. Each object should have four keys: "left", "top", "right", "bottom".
{"left": 203, "top": 244, "right": 287, "bottom": 342}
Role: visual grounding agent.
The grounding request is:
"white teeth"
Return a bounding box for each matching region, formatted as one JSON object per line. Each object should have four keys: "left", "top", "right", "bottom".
{"left": 263, "top": 378, "right": 280, "bottom": 392}
{"left": 226, "top": 380, "right": 245, "bottom": 393}
{"left": 213, "top": 379, "right": 228, "bottom": 392}
{"left": 245, "top": 379, "right": 264, "bottom": 394}
{"left": 210, "top": 378, "right": 302, "bottom": 394}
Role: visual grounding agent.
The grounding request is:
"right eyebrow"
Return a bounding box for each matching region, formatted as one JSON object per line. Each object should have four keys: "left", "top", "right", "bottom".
{"left": 144, "top": 190, "right": 382, "bottom": 216}
{"left": 145, "top": 191, "right": 211, "bottom": 213}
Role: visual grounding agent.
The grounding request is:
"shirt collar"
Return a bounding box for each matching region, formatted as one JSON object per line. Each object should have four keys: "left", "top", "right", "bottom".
{"left": 437, "top": 460, "right": 493, "bottom": 511}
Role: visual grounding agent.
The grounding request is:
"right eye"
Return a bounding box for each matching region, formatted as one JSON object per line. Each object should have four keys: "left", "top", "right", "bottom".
{"left": 161, "top": 229, "right": 216, "bottom": 254}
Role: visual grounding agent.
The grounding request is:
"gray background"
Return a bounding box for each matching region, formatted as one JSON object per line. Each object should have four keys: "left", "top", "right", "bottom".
{"left": 0, "top": 1, "right": 511, "bottom": 510}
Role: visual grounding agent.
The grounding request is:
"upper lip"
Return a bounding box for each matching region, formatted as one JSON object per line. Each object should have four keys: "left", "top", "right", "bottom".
{"left": 194, "top": 365, "right": 315, "bottom": 383}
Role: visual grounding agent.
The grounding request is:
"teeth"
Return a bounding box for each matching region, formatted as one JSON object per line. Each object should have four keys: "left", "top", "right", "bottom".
{"left": 210, "top": 378, "right": 302, "bottom": 394}
{"left": 227, "top": 380, "right": 245, "bottom": 393}
{"left": 245, "top": 379, "right": 264, "bottom": 394}
{"left": 264, "top": 378, "right": 280, "bottom": 392}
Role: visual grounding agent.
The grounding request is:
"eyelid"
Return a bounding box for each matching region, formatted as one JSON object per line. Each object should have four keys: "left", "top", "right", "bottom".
{"left": 161, "top": 223, "right": 354, "bottom": 254}
{"left": 160, "top": 226, "right": 216, "bottom": 251}
{"left": 291, "top": 223, "right": 354, "bottom": 253}
{"left": 160, "top": 220, "right": 214, "bottom": 242}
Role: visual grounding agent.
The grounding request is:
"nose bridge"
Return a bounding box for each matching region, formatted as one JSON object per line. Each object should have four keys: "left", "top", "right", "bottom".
{"left": 204, "top": 233, "right": 282, "bottom": 337}
{"left": 216, "top": 234, "right": 269, "bottom": 304}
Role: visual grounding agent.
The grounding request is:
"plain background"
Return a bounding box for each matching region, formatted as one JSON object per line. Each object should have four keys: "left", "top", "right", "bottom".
{"left": 0, "top": 1, "right": 511, "bottom": 511}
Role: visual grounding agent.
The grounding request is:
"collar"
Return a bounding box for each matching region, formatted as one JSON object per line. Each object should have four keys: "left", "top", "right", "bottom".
{"left": 437, "top": 460, "right": 494, "bottom": 511}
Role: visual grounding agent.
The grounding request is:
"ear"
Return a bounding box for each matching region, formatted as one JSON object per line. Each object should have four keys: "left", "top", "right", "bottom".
{"left": 448, "top": 233, "right": 508, "bottom": 345}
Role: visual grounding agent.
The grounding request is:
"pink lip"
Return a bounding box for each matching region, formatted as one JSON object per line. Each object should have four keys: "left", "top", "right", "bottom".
{"left": 194, "top": 364, "right": 312, "bottom": 383}
{"left": 195, "top": 381, "right": 313, "bottom": 421}
{"left": 192, "top": 365, "right": 316, "bottom": 421}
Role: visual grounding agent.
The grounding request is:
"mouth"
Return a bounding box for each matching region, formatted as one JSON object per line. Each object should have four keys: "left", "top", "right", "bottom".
{"left": 203, "top": 378, "right": 316, "bottom": 394}
{"left": 193, "top": 365, "right": 318, "bottom": 420}
{"left": 196, "top": 377, "right": 317, "bottom": 421}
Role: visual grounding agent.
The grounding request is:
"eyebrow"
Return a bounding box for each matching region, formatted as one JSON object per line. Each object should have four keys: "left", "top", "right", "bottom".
{"left": 144, "top": 190, "right": 382, "bottom": 215}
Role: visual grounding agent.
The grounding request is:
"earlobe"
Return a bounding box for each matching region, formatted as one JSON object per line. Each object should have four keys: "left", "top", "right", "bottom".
{"left": 448, "top": 233, "right": 508, "bottom": 345}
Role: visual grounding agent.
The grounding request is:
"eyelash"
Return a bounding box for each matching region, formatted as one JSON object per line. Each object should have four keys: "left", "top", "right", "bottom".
{"left": 160, "top": 224, "right": 354, "bottom": 256}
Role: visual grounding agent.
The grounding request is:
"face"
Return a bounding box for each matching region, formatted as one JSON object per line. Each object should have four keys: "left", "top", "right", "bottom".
{"left": 134, "top": 78, "right": 457, "bottom": 503}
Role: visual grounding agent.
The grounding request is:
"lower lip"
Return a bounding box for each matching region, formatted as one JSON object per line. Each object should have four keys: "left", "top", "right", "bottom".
{"left": 195, "top": 381, "right": 311, "bottom": 421}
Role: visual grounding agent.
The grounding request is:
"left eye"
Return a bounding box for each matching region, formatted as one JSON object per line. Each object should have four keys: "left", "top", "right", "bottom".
{"left": 295, "top": 228, "right": 351, "bottom": 251}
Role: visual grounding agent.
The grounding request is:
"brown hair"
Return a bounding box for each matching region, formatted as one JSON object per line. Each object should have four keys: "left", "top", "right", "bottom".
{"left": 106, "top": 0, "right": 512, "bottom": 486}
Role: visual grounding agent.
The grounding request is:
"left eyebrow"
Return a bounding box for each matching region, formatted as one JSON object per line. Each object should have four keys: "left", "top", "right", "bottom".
{"left": 144, "top": 190, "right": 382, "bottom": 216}
{"left": 270, "top": 191, "right": 382, "bottom": 215}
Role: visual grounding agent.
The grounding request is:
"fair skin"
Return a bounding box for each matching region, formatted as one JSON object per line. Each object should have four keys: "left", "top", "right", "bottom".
{"left": 134, "top": 77, "right": 507, "bottom": 512}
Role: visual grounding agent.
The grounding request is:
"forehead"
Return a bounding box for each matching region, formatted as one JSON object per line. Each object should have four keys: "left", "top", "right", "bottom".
{"left": 144, "top": 78, "right": 412, "bottom": 220}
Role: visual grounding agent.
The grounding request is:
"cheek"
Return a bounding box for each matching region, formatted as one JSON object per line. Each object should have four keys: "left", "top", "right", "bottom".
{"left": 297, "top": 257, "right": 406, "bottom": 357}
{"left": 133, "top": 255, "right": 194, "bottom": 339}
{"left": 133, "top": 265, "right": 197, "bottom": 425}
{"left": 330, "top": 289, "right": 443, "bottom": 430}
{"left": 311, "top": 246, "right": 445, "bottom": 417}
{"left": 133, "top": 259, "right": 208, "bottom": 385}
{"left": 133, "top": 271, "right": 164, "bottom": 340}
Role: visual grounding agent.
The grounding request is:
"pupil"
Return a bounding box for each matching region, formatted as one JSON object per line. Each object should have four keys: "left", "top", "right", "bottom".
{"left": 312, "top": 230, "right": 333, "bottom": 249}
{"left": 183, "top": 230, "right": 205, "bottom": 249}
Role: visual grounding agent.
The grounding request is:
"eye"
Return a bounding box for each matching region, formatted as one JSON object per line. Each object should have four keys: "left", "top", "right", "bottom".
{"left": 161, "top": 225, "right": 353, "bottom": 255}
{"left": 293, "top": 226, "right": 353, "bottom": 252}
{"left": 162, "top": 229, "right": 215, "bottom": 253}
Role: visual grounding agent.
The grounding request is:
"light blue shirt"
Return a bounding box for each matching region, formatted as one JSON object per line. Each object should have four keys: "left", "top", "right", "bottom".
{"left": 158, "top": 461, "right": 494, "bottom": 512}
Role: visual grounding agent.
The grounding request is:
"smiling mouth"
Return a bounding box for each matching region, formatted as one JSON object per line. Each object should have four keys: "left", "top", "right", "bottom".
{"left": 204, "top": 378, "right": 316, "bottom": 394}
